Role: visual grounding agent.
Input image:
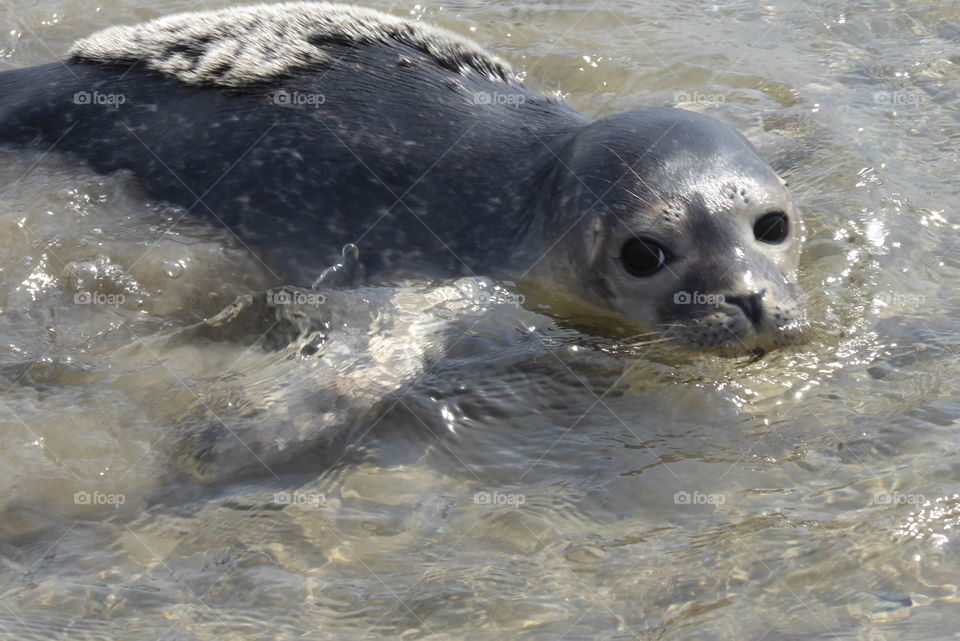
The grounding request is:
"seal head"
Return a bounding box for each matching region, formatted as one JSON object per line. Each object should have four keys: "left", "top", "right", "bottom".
{"left": 533, "top": 108, "right": 804, "bottom": 355}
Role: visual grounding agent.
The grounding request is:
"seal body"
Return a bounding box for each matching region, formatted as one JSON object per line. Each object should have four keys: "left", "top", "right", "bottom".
{"left": 0, "top": 2, "right": 806, "bottom": 355}
{"left": 0, "top": 3, "right": 586, "bottom": 281}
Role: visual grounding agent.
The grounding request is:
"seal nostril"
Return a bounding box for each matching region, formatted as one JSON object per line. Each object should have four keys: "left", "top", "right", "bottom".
{"left": 725, "top": 291, "right": 765, "bottom": 328}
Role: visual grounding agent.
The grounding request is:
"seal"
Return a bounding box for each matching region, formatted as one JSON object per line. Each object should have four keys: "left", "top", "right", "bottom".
{"left": 0, "top": 2, "right": 805, "bottom": 355}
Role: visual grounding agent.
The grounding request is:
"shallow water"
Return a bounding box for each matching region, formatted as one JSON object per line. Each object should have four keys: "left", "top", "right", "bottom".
{"left": 1, "top": 0, "right": 959, "bottom": 639}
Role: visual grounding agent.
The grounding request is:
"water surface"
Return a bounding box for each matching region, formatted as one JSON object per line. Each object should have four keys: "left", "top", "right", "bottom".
{"left": 1, "top": 0, "right": 959, "bottom": 639}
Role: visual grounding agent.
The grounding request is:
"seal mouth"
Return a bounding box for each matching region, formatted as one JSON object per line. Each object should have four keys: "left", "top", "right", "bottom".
{"left": 663, "top": 316, "right": 810, "bottom": 358}
{"left": 742, "top": 347, "right": 767, "bottom": 365}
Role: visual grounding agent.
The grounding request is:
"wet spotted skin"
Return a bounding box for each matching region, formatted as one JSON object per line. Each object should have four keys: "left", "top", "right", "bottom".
{"left": 0, "top": 44, "right": 585, "bottom": 281}
{"left": 0, "top": 4, "right": 805, "bottom": 355}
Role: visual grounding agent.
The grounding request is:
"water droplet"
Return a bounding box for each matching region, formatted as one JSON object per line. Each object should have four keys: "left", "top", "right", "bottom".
{"left": 163, "top": 260, "right": 184, "bottom": 279}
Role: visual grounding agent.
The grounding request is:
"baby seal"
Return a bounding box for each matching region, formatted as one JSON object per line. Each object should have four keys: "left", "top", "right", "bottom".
{"left": 0, "top": 2, "right": 805, "bottom": 355}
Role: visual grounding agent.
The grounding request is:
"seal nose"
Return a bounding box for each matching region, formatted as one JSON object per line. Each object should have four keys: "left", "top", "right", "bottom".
{"left": 725, "top": 291, "right": 765, "bottom": 328}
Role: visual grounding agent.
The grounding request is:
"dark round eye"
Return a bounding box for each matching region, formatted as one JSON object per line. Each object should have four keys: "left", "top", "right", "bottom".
{"left": 621, "top": 238, "right": 669, "bottom": 277}
{"left": 754, "top": 211, "right": 790, "bottom": 244}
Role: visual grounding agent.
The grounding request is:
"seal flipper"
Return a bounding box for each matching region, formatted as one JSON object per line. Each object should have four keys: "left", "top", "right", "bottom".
{"left": 312, "top": 244, "right": 364, "bottom": 290}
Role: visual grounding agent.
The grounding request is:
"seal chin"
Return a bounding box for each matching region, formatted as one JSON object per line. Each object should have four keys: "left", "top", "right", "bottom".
{"left": 670, "top": 324, "right": 802, "bottom": 357}
{"left": 666, "top": 299, "right": 808, "bottom": 356}
{"left": 724, "top": 328, "right": 791, "bottom": 356}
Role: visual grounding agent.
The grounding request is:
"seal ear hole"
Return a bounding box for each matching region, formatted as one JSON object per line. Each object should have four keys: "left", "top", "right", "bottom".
{"left": 754, "top": 211, "right": 789, "bottom": 244}
{"left": 621, "top": 238, "right": 669, "bottom": 277}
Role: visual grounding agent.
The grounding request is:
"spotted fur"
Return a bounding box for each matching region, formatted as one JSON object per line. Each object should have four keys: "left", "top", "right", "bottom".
{"left": 69, "top": 1, "right": 514, "bottom": 87}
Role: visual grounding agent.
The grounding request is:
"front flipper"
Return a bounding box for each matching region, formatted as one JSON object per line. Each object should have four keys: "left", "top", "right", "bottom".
{"left": 312, "top": 243, "right": 365, "bottom": 290}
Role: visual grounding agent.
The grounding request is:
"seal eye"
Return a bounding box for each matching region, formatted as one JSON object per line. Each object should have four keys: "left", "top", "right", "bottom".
{"left": 621, "top": 238, "right": 668, "bottom": 277}
{"left": 754, "top": 211, "right": 789, "bottom": 244}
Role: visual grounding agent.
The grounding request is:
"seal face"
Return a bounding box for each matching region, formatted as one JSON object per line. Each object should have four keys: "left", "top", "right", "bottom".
{"left": 534, "top": 109, "right": 804, "bottom": 355}
{"left": 0, "top": 2, "right": 806, "bottom": 356}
